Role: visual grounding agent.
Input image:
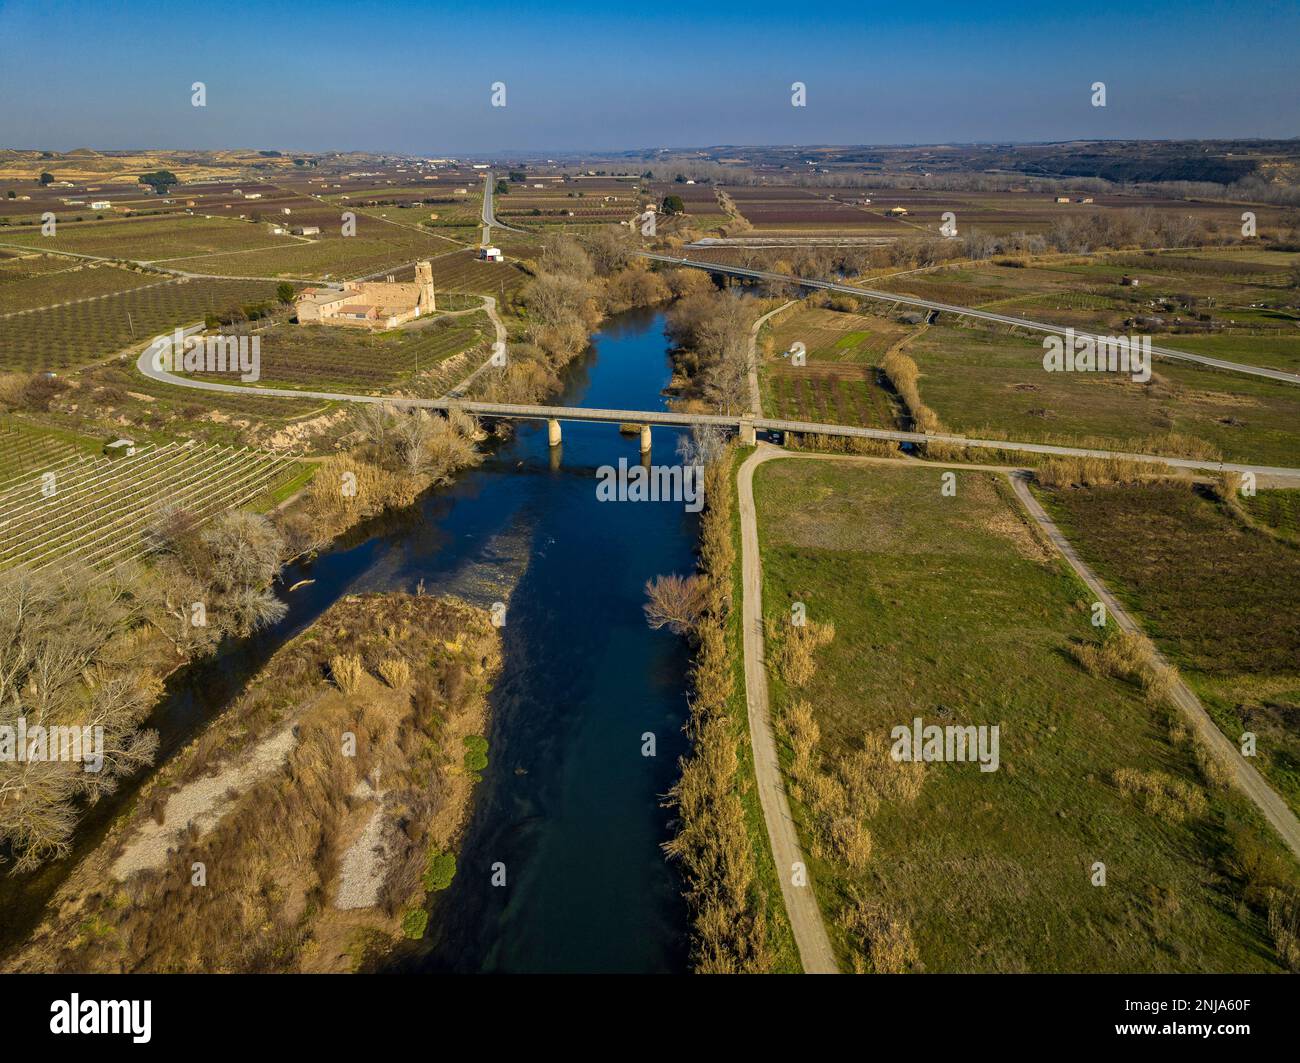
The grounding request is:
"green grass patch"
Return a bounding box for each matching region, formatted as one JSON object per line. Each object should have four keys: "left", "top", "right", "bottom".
{"left": 753, "top": 457, "right": 1297, "bottom": 972}
{"left": 1042, "top": 480, "right": 1300, "bottom": 818}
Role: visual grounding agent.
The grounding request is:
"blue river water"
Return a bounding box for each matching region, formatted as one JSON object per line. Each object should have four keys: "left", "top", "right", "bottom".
{"left": 1, "top": 307, "right": 697, "bottom": 973}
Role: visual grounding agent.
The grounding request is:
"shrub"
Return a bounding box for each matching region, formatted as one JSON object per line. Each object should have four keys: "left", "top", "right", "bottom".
{"left": 423, "top": 851, "right": 457, "bottom": 892}
{"left": 463, "top": 734, "right": 488, "bottom": 773}
{"left": 879, "top": 349, "right": 945, "bottom": 436}
{"left": 838, "top": 896, "right": 922, "bottom": 974}
{"left": 330, "top": 654, "right": 365, "bottom": 694}
{"left": 770, "top": 618, "right": 836, "bottom": 688}
{"left": 1193, "top": 739, "right": 1232, "bottom": 790}
{"left": 378, "top": 656, "right": 411, "bottom": 689}
{"left": 401, "top": 908, "right": 429, "bottom": 940}
{"left": 1036, "top": 456, "right": 1151, "bottom": 488}
{"left": 783, "top": 699, "right": 821, "bottom": 783}
{"left": 643, "top": 573, "right": 709, "bottom": 636}
{"left": 1068, "top": 630, "right": 1177, "bottom": 705}
{"left": 1112, "top": 767, "right": 1207, "bottom": 823}
{"left": 829, "top": 816, "right": 873, "bottom": 871}
{"left": 1267, "top": 888, "right": 1300, "bottom": 972}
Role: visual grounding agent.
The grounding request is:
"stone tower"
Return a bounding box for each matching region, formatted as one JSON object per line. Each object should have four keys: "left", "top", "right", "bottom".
{"left": 415, "top": 260, "right": 435, "bottom": 313}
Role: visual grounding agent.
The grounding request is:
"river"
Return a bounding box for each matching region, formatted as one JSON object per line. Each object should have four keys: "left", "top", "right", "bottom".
{"left": 1, "top": 306, "right": 698, "bottom": 973}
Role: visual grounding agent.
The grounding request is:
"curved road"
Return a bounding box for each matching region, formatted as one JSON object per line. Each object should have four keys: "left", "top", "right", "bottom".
{"left": 641, "top": 253, "right": 1300, "bottom": 387}
{"left": 441, "top": 295, "right": 507, "bottom": 399}
{"left": 480, "top": 171, "right": 528, "bottom": 242}
{"left": 747, "top": 300, "right": 796, "bottom": 416}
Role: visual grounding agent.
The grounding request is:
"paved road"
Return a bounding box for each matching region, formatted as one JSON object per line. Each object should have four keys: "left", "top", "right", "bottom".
{"left": 480, "top": 171, "right": 527, "bottom": 243}
{"left": 640, "top": 253, "right": 1300, "bottom": 387}
{"left": 737, "top": 445, "right": 840, "bottom": 974}
{"left": 1009, "top": 472, "right": 1300, "bottom": 861}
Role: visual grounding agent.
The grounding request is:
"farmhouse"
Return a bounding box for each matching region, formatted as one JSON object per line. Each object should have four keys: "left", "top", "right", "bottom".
{"left": 479, "top": 246, "right": 503, "bottom": 262}
{"left": 290, "top": 225, "right": 320, "bottom": 236}
{"left": 1055, "top": 196, "right": 1071, "bottom": 204}
{"left": 887, "top": 206, "right": 909, "bottom": 216}
{"left": 295, "top": 260, "right": 436, "bottom": 330}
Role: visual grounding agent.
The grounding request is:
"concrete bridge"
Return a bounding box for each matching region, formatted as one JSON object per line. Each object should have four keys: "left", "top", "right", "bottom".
{"left": 133, "top": 345, "right": 1300, "bottom": 479}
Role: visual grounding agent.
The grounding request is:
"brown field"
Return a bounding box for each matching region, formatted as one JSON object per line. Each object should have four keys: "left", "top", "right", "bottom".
{"left": 0, "top": 261, "right": 164, "bottom": 315}
{"left": 0, "top": 277, "right": 286, "bottom": 371}
{"left": 725, "top": 185, "right": 887, "bottom": 233}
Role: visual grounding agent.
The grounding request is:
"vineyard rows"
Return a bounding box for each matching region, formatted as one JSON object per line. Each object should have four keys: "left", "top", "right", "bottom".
{"left": 0, "top": 277, "right": 283, "bottom": 371}
{"left": 0, "top": 423, "right": 89, "bottom": 485}
{"left": 0, "top": 266, "right": 172, "bottom": 317}
{"left": 0, "top": 441, "right": 301, "bottom": 575}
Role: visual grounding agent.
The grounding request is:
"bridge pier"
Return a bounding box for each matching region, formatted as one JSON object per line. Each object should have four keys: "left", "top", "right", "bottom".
{"left": 639, "top": 424, "right": 652, "bottom": 455}
{"left": 547, "top": 418, "right": 561, "bottom": 447}
{"left": 738, "top": 420, "right": 756, "bottom": 446}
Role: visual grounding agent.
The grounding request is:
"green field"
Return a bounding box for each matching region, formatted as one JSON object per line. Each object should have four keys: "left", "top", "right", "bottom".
{"left": 1042, "top": 480, "right": 1300, "bottom": 818}
{"left": 877, "top": 250, "right": 1300, "bottom": 374}
{"left": 1243, "top": 487, "right": 1300, "bottom": 538}
{"left": 903, "top": 322, "right": 1300, "bottom": 466}
{"left": 754, "top": 457, "right": 1298, "bottom": 972}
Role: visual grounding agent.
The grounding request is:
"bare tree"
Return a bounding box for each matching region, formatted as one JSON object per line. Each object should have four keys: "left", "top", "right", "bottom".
{"left": 0, "top": 567, "right": 159, "bottom": 871}
{"left": 644, "top": 574, "right": 709, "bottom": 636}
{"left": 540, "top": 234, "right": 595, "bottom": 280}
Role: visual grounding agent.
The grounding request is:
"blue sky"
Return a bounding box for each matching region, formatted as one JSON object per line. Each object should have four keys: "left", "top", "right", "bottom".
{"left": 1, "top": 0, "right": 1296, "bottom": 153}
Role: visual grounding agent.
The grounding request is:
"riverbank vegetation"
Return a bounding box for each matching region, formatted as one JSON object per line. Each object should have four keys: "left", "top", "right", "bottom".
{"left": 280, "top": 403, "right": 482, "bottom": 557}
{"left": 665, "top": 288, "right": 762, "bottom": 414}
{"left": 0, "top": 567, "right": 162, "bottom": 873}
{"left": 4, "top": 592, "right": 500, "bottom": 973}
{"left": 0, "top": 504, "right": 305, "bottom": 873}
{"left": 752, "top": 456, "right": 1300, "bottom": 972}
{"left": 470, "top": 233, "right": 707, "bottom": 407}
{"left": 656, "top": 443, "right": 799, "bottom": 972}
